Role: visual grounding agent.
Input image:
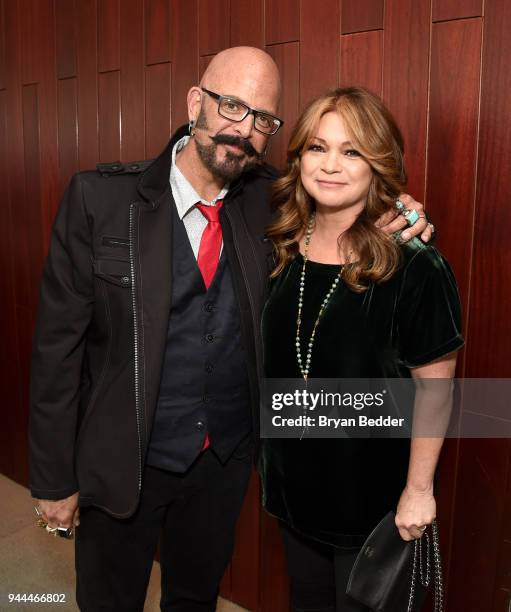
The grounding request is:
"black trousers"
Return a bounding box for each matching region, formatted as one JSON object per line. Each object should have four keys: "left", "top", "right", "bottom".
{"left": 280, "top": 523, "right": 371, "bottom": 612}
{"left": 75, "top": 447, "right": 252, "bottom": 612}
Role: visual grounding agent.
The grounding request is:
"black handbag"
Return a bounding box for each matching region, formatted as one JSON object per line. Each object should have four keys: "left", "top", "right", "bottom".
{"left": 346, "top": 511, "right": 444, "bottom": 612}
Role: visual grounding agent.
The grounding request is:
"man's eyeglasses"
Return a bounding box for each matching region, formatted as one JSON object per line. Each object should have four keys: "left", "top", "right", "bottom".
{"left": 201, "top": 88, "right": 283, "bottom": 136}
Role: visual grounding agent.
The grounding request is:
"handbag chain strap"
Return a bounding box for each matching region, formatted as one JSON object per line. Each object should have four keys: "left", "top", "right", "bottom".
{"left": 407, "top": 519, "right": 444, "bottom": 612}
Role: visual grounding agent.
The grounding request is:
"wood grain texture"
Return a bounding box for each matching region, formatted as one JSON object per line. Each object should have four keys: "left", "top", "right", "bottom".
{"left": 259, "top": 513, "right": 290, "bottom": 612}
{"left": 145, "top": 0, "right": 171, "bottom": 65}
{"left": 383, "top": 0, "right": 430, "bottom": 201}
{"left": 433, "top": 0, "right": 483, "bottom": 22}
{"left": 340, "top": 30, "right": 383, "bottom": 95}
{"left": 171, "top": 0, "right": 199, "bottom": 128}
{"left": 266, "top": 42, "right": 299, "bottom": 170}
{"left": 121, "top": 0, "right": 145, "bottom": 160}
{"left": 98, "top": 0, "right": 120, "bottom": 72}
{"left": 230, "top": 471, "right": 261, "bottom": 610}
{"left": 57, "top": 78, "right": 79, "bottom": 192}
{"left": 76, "top": 0, "right": 99, "bottom": 170}
{"left": 0, "top": 89, "right": 19, "bottom": 481}
{"left": 55, "top": 0, "right": 76, "bottom": 79}
{"left": 198, "top": 0, "right": 230, "bottom": 56}
{"left": 199, "top": 54, "right": 214, "bottom": 80}
{"left": 265, "top": 0, "right": 300, "bottom": 45}
{"left": 426, "top": 18, "right": 482, "bottom": 328}
{"left": 20, "top": 84, "right": 45, "bottom": 309}
{"left": 465, "top": 0, "right": 511, "bottom": 378}
{"left": 145, "top": 63, "right": 171, "bottom": 158}
{"left": 0, "top": 1, "right": 5, "bottom": 89}
{"left": 230, "top": 0, "right": 264, "bottom": 48}
{"left": 341, "top": 0, "right": 384, "bottom": 34}
{"left": 98, "top": 70, "right": 121, "bottom": 161}
{"left": 447, "top": 440, "right": 510, "bottom": 612}
{"left": 300, "top": 0, "right": 339, "bottom": 106}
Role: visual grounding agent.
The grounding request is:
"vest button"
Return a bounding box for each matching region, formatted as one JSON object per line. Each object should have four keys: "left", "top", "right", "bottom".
{"left": 206, "top": 334, "right": 214, "bottom": 343}
{"left": 205, "top": 363, "right": 213, "bottom": 374}
{"left": 204, "top": 302, "right": 214, "bottom": 313}
{"left": 195, "top": 420, "right": 205, "bottom": 431}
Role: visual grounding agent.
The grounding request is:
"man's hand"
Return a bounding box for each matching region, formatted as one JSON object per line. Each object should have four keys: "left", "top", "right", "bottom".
{"left": 35, "top": 492, "right": 80, "bottom": 529}
{"left": 376, "top": 193, "right": 433, "bottom": 242}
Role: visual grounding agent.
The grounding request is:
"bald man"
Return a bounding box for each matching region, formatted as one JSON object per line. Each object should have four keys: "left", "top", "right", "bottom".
{"left": 29, "top": 47, "right": 430, "bottom": 611}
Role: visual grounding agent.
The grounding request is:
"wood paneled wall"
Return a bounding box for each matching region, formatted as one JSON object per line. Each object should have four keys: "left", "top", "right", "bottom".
{"left": 1, "top": 1, "right": 510, "bottom": 611}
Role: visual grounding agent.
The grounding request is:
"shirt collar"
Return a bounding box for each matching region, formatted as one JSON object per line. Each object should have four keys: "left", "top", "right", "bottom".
{"left": 169, "top": 136, "right": 229, "bottom": 220}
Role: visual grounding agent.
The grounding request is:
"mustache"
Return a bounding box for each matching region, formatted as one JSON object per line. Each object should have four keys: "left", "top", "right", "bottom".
{"left": 210, "top": 133, "right": 259, "bottom": 158}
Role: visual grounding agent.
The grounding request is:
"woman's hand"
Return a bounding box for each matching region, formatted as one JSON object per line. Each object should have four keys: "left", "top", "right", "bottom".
{"left": 395, "top": 486, "right": 436, "bottom": 541}
{"left": 376, "top": 193, "right": 432, "bottom": 242}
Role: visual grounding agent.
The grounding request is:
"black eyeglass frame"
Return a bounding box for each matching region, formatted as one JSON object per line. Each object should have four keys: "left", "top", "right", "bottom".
{"left": 201, "top": 87, "right": 284, "bottom": 136}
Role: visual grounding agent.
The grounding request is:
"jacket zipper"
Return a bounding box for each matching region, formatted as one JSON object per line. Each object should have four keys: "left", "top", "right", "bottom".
{"left": 129, "top": 203, "right": 143, "bottom": 492}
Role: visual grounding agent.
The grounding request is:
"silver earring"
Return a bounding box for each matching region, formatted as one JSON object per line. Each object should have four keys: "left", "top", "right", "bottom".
{"left": 188, "top": 120, "right": 196, "bottom": 136}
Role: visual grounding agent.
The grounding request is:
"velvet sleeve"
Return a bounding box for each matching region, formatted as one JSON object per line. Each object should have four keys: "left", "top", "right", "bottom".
{"left": 396, "top": 246, "right": 464, "bottom": 368}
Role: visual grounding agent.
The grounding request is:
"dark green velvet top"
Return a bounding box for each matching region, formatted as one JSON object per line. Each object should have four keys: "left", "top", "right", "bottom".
{"left": 260, "top": 239, "right": 464, "bottom": 548}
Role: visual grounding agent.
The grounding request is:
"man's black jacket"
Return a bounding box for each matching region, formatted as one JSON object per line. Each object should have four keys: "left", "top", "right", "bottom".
{"left": 29, "top": 126, "right": 277, "bottom": 517}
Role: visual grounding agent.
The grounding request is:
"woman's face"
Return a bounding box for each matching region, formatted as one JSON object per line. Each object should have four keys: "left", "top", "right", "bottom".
{"left": 300, "top": 112, "right": 373, "bottom": 213}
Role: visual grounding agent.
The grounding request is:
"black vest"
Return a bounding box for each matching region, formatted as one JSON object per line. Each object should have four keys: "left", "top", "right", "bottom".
{"left": 146, "top": 201, "right": 251, "bottom": 472}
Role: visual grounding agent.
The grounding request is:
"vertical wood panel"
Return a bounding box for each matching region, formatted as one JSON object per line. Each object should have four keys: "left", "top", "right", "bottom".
{"left": 466, "top": 0, "right": 511, "bottom": 378}
{"left": 98, "top": 71, "right": 121, "bottom": 161}
{"left": 266, "top": 42, "right": 299, "bottom": 170}
{"left": 3, "top": 0, "right": 26, "bottom": 486}
{"left": 230, "top": 472, "right": 261, "bottom": 610}
{"left": 426, "top": 19, "right": 482, "bottom": 601}
{"left": 230, "top": 0, "right": 264, "bottom": 48}
{"left": 121, "top": 0, "right": 145, "bottom": 160}
{"left": 145, "top": 0, "right": 171, "bottom": 65}
{"left": 383, "top": 0, "right": 430, "bottom": 201}
{"left": 171, "top": 0, "right": 199, "bottom": 128}
{"left": 447, "top": 440, "right": 510, "bottom": 612}
{"left": 299, "top": 0, "right": 339, "bottom": 106}
{"left": 426, "top": 19, "right": 482, "bottom": 326}
{"left": 265, "top": 0, "right": 300, "bottom": 45}
{"left": 340, "top": 30, "right": 383, "bottom": 95}
{"left": 433, "top": 0, "right": 483, "bottom": 22}
{"left": 198, "top": 0, "right": 230, "bottom": 56}
{"left": 0, "top": 0, "right": 7, "bottom": 90}
{"left": 145, "top": 63, "right": 171, "bottom": 158}
{"left": 57, "top": 78, "right": 79, "bottom": 192}
{"left": 260, "top": 513, "right": 290, "bottom": 612}
{"left": 0, "top": 89, "right": 17, "bottom": 481}
{"left": 55, "top": 0, "right": 77, "bottom": 79}
{"left": 341, "top": 0, "right": 384, "bottom": 34}
{"left": 20, "top": 84, "right": 45, "bottom": 308}
{"left": 76, "top": 0, "right": 99, "bottom": 170}
{"left": 199, "top": 54, "right": 214, "bottom": 80}
{"left": 98, "top": 0, "right": 120, "bottom": 72}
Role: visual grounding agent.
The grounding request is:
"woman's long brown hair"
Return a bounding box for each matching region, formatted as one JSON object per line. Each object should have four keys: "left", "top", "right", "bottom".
{"left": 267, "top": 87, "right": 407, "bottom": 292}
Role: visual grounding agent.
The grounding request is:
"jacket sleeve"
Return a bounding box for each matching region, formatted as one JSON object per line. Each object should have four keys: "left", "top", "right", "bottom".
{"left": 29, "top": 173, "right": 94, "bottom": 500}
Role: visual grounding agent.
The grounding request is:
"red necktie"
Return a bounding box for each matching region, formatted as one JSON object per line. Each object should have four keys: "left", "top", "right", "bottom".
{"left": 196, "top": 200, "right": 224, "bottom": 451}
{"left": 196, "top": 200, "right": 224, "bottom": 289}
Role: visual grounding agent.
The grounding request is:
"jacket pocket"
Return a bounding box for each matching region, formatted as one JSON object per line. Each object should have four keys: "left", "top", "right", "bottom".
{"left": 93, "top": 257, "right": 131, "bottom": 287}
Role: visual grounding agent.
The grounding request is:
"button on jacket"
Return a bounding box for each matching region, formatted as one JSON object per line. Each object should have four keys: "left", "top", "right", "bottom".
{"left": 29, "top": 125, "right": 277, "bottom": 518}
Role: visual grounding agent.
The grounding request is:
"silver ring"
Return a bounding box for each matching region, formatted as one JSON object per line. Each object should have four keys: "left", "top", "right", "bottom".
{"left": 428, "top": 222, "right": 435, "bottom": 233}
{"left": 395, "top": 199, "right": 405, "bottom": 211}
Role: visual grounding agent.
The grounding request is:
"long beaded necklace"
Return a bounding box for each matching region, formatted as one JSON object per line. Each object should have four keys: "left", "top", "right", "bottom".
{"left": 296, "top": 213, "right": 343, "bottom": 381}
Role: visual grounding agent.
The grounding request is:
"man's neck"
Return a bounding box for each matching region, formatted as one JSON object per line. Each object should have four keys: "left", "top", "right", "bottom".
{"left": 175, "top": 138, "right": 226, "bottom": 202}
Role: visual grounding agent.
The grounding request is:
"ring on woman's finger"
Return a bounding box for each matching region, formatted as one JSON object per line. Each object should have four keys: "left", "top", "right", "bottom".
{"left": 402, "top": 208, "right": 420, "bottom": 226}
{"left": 428, "top": 222, "right": 435, "bottom": 233}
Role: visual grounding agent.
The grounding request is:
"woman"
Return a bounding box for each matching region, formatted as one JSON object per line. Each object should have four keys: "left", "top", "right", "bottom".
{"left": 260, "top": 87, "right": 464, "bottom": 612}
